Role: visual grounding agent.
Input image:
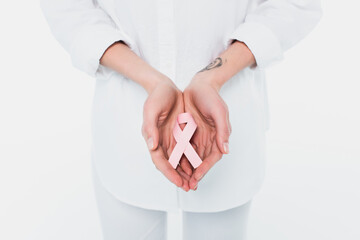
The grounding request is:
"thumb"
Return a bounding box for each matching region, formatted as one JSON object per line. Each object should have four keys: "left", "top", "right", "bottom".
{"left": 212, "top": 107, "right": 230, "bottom": 154}
{"left": 142, "top": 122, "right": 159, "bottom": 151}
{"left": 142, "top": 109, "right": 160, "bottom": 151}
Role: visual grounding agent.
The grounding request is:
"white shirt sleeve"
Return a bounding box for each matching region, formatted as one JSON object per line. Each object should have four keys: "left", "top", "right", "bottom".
{"left": 224, "top": 0, "right": 322, "bottom": 69}
{"left": 40, "top": 0, "right": 135, "bottom": 77}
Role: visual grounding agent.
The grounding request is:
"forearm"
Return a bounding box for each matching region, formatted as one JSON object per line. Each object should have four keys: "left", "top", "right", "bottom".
{"left": 100, "top": 41, "right": 167, "bottom": 93}
{"left": 198, "top": 40, "right": 256, "bottom": 91}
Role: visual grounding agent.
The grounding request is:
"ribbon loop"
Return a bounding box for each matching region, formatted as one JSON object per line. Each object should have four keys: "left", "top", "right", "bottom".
{"left": 168, "top": 112, "right": 202, "bottom": 169}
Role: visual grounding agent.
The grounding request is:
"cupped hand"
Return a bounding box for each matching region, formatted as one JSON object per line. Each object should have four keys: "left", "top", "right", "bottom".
{"left": 141, "top": 77, "right": 194, "bottom": 191}
{"left": 183, "top": 72, "right": 232, "bottom": 190}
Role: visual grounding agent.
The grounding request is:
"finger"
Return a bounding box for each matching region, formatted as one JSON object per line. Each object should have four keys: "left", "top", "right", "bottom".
{"left": 176, "top": 165, "right": 190, "bottom": 192}
{"left": 151, "top": 148, "right": 183, "bottom": 188}
{"left": 212, "top": 104, "right": 230, "bottom": 154}
{"left": 203, "top": 136, "right": 212, "bottom": 158}
{"left": 189, "top": 149, "right": 222, "bottom": 190}
{"left": 197, "top": 144, "right": 206, "bottom": 160}
{"left": 177, "top": 165, "right": 191, "bottom": 181}
{"left": 226, "top": 108, "right": 232, "bottom": 136}
{"left": 180, "top": 155, "right": 193, "bottom": 176}
{"left": 191, "top": 132, "right": 205, "bottom": 160}
{"left": 142, "top": 104, "right": 160, "bottom": 151}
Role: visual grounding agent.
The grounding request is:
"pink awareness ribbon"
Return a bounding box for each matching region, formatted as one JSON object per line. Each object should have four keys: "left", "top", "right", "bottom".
{"left": 168, "top": 112, "right": 202, "bottom": 169}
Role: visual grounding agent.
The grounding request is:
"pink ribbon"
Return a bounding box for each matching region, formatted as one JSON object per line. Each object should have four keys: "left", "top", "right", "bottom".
{"left": 168, "top": 112, "right": 202, "bottom": 169}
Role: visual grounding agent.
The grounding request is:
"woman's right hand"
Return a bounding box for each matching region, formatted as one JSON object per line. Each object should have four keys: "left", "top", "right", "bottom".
{"left": 100, "top": 42, "right": 193, "bottom": 191}
{"left": 141, "top": 77, "right": 193, "bottom": 191}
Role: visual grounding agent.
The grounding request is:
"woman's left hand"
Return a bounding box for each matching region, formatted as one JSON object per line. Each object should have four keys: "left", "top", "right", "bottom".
{"left": 183, "top": 72, "right": 232, "bottom": 190}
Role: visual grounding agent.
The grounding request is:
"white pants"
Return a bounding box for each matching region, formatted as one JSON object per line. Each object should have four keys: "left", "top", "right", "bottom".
{"left": 92, "top": 166, "right": 252, "bottom": 240}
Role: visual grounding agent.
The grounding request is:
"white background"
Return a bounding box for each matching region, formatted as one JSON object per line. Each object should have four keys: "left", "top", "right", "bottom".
{"left": 1, "top": 1, "right": 359, "bottom": 239}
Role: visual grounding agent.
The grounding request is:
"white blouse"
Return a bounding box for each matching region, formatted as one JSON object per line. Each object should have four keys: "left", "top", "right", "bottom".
{"left": 40, "top": 0, "right": 322, "bottom": 212}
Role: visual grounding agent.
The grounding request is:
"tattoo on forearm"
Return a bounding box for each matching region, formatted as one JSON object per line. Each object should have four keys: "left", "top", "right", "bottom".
{"left": 198, "top": 57, "right": 223, "bottom": 73}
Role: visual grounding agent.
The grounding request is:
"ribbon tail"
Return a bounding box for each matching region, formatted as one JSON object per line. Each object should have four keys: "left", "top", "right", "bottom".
{"left": 184, "top": 144, "right": 202, "bottom": 169}
{"left": 168, "top": 143, "right": 186, "bottom": 169}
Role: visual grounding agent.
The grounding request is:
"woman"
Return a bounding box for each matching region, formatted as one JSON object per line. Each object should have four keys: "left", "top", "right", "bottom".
{"left": 40, "top": 0, "right": 322, "bottom": 239}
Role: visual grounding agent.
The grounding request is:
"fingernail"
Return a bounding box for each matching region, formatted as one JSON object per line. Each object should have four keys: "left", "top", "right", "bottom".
{"left": 147, "top": 137, "right": 153, "bottom": 150}
{"left": 223, "top": 142, "right": 229, "bottom": 154}
{"left": 194, "top": 184, "right": 198, "bottom": 191}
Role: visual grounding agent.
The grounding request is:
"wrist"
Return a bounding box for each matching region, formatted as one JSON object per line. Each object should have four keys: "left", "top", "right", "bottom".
{"left": 192, "top": 70, "right": 224, "bottom": 92}
{"left": 207, "top": 71, "right": 226, "bottom": 92}
{"left": 191, "top": 40, "right": 256, "bottom": 92}
{"left": 193, "top": 56, "right": 232, "bottom": 92}
{"left": 143, "top": 72, "right": 171, "bottom": 94}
